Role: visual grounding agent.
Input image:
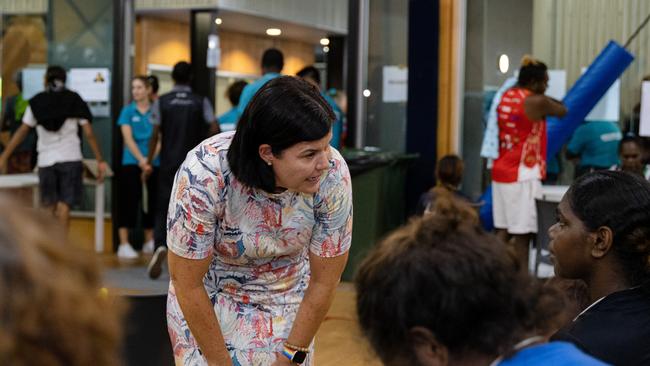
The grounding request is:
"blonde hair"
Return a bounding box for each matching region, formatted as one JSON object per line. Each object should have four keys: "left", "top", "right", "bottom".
{"left": 0, "top": 196, "right": 124, "bottom": 365}
{"left": 520, "top": 54, "right": 540, "bottom": 67}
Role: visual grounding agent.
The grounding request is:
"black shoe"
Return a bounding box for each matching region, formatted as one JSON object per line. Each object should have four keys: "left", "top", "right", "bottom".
{"left": 147, "top": 246, "right": 168, "bottom": 279}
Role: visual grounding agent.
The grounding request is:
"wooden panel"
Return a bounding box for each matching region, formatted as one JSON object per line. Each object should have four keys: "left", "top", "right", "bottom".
{"left": 134, "top": 17, "right": 315, "bottom": 77}
{"left": 437, "top": 0, "right": 462, "bottom": 157}
{"left": 69, "top": 217, "right": 113, "bottom": 253}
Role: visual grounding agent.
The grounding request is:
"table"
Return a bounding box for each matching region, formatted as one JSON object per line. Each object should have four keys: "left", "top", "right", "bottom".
{"left": 0, "top": 172, "right": 106, "bottom": 253}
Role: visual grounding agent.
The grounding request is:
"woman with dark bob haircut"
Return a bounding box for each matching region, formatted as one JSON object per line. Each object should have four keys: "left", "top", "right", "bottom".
{"left": 550, "top": 170, "right": 650, "bottom": 365}
{"left": 356, "top": 196, "right": 606, "bottom": 366}
{"left": 165, "top": 76, "right": 353, "bottom": 366}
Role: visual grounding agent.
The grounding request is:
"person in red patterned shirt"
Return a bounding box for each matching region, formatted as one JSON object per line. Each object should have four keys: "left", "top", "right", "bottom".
{"left": 492, "top": 56, "right": 567, "bottom": 271}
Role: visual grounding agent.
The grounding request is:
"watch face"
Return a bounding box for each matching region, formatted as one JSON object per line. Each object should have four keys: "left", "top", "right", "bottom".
{"left": 293, "top": 351, "right": 307, "bottom": 364}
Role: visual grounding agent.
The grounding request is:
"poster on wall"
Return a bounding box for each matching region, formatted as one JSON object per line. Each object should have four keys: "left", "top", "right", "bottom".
{"left": 382, "top": 66, "right": 408, "bottom": 103}
{"left": 22, "top": 68, "right": 47, "bottom": 100}
{"left": 546, "top": 70, "right": 567, "bottom": 100}
{"left": 581, "top": 67, "right": 620, "bottom": 122}
{"left": 639, "top": 81, "right": 650, "bottom": 137}
{"left": 68, "top": 68, "right": 110, "bottom": 101}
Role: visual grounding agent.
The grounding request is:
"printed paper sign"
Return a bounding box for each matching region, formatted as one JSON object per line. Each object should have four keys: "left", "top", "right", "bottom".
{"left": 68, "top": 68, "right": 110, "bottom": 102}
{"left": 382, "top": 66, "right": 408, "bottom": 103}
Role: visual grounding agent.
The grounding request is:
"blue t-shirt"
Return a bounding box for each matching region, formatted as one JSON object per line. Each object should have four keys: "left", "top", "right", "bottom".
{"left": 217, "top": 107, "right": 239, "bottom": 132}
{"left": 322, "top": 91, "right": 343, "bottom": 149}
{"left": 498, "top": 341, "right": 608, "bottom": 366}
{"left": 236, "top": 72, "right": 281, "bottom": 120}
{"left": 117, "top": 102, "right": 160, "bottom": 166}
{"left": 567, "top": 121, "right": 621, "bottom": 168}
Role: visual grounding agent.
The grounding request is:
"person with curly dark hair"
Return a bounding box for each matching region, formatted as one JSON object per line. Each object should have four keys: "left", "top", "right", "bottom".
{"left": 0, "top": 195, "right": 124, "bottom": 365}
{"left": 355, "top": 195, "right": 605, "bottom": 366}
{"left": 550, "top": 170, "right": 650, "bottom": 365}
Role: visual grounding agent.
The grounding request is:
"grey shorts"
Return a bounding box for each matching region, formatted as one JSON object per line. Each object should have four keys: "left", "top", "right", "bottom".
{"left": 38, "top": 161, "right": 83, "bottom": 207}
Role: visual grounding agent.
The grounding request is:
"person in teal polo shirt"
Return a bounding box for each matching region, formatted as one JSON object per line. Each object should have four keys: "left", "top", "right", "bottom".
{"left": 566, "top": 120, "right": 622, "bottom": 178}
{"left": 296, "top": 65, "right": 344, "bottom": 149}
{"left": 217, "top": 80, "right": 247, "bottom": 131}
{"left": 116, "top": 75, "right": 160, "bottom": 259}
{"left": 236, "top": 48, "right": 284, "bottom": 119}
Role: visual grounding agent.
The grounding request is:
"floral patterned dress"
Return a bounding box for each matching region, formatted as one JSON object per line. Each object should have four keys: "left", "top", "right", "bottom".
{"left": 166, "top": 132, "right": 353, "bottom": 366}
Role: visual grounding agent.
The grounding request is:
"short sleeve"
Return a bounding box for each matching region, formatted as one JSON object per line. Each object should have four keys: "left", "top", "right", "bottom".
{"left": 22, "top": 106, "right": 37, "bottom": 127}
{"left": 116, "top": 106, "right": 131, "bottom": 126}
{"left": 150, "top": 99, "right": 161, "bottom": 125}
{"left": 167, "top": 146, "right": 226, "bottom": 259}
{"left": 567, "top": 124, "right": 586, "bottom": 154}
{"left": 310, "top": 150, "right": 353, "bottom": 257}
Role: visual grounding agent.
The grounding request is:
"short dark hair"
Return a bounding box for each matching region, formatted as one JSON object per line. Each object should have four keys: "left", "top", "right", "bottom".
{"left": 296, "top": 65, "right": 321, "bottom": 85}
{"left": 355, "top": 196, "right": 557, "bottom": 364}
{"left": 566, "top": 170, "right": 650, "bottom": 286}
{"left": 45, "top": 65, "right": 67, "bottom": 85}
{"left": 226, "top": 80, "right": 248, "bottom": 106}
{"left": 436, "top": 154, "right": 464, "bottom": 187}
{"left": 172, "top": 61, "right": 192, "bottom": 84}
{"left": 146, "top": 75, "right": 159, "bottom": 94}
{"left": 227, "top": 76, "right": 334, "bottom": 193}
{"left": 517, "top": 55, "right": 547, "bottom": 87}
{"left": 618, "top": 134, "right": 642, "bottom": 154}
{"left": 261, "top": 48, "right": 284, "bottom": 72}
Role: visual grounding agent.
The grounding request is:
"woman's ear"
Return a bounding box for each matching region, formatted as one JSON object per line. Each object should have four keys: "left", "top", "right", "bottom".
{"left": 591, "top": 226, "right": 613, "bottom": 259}
{"left": 409, "top": 326, "right": 448, "bottom": 366}
{"left": 258, "top": 144, "right": 274, "bottom": 165}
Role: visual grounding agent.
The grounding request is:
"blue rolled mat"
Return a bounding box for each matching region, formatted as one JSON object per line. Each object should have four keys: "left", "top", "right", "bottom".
{"left": 546, "top": 41, "right": 634, "bottom": 158}
{"left": 480, "top": 41, "right": 634, "bottom": 231}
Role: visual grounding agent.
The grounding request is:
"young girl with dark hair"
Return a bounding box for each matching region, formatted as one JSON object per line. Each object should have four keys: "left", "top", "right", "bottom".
{"left": 165, "top": 76, "right": 352, "bottom": 366}
{"left": 550, "top": 170, "right": 650, "bottom": 365}
{"left": 355, "top": 195, "right": 605, "bottom": 366}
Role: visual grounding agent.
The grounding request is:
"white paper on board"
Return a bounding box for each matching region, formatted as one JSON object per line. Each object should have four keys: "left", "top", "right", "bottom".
{"left": 68, "top": 68, "right": 110, "bottom": 102}
{"left": 382, "top": 66, "right": 408, "bottom": 103}
{"left": 640, "top": 81, "right": 650, "bottom": 137}
{"left": 22, "top": 68, "right": 46, "bottom": 100}
{"left": 581, "top": 67, "right": 620, "bottom": 122}
{"left": 545, "top": 70, "right": 567, "bottom": 100}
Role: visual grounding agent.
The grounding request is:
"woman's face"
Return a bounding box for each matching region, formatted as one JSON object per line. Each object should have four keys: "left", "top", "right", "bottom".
{"left": 266, "top": 132, "right": 332, "bottom": 194}
{"left": 548, "top": 196, "right": 593, "bottom": 280}
{"left": 620, "top": 141, "right": 643, "bottom": 173}
{"left": 131, "top": 79, "right": 148, "bottom": 102}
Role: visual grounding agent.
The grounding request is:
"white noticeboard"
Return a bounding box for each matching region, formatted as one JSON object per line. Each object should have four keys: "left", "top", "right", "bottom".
{"left": 581, "top": 67, "right": 620, "bottom": 122}
{"left": 68, "top": 68, "right": 110, "bottom": 102}
{"left": 545, "top": 70, "right": 567, "bottom": 101}
{"left": 22, "top": 68, "right": 46, "bottom": 100}
{"left": 640, "top": 81, "right": 650, "bottom": 137}
{"left": 382, "top": 66, "right": 408, "bottom": 103}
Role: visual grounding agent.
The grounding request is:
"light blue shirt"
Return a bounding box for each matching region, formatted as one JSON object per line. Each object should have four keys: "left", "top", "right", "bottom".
{"left": 236, "top": 72, "right": 281, "bottom": 120}
{"left": 567, "top": 120, "right": 622, "bottom": 168}
{"left": 497, "top": 341, "right": 607, "bottom": 366}
{"left": 117, "top": 102, "right": 160, "bottom": 166}
{"left": 217, "top": 107, "right": 239, "bottom": 132}
{"left": 322, "top": 91, "right": 343, "bottom": 149}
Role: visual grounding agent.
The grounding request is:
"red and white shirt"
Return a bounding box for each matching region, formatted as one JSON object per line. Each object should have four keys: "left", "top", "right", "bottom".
{"left": 492, "top": 87, "right": 547, "bottom": 183}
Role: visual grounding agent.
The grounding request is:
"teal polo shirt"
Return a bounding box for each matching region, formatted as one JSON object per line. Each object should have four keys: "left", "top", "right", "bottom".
{"left": 236, "top": 72, "right": 281, "bottom": 120}
{"left": 117, "top": 102, "right": 160, "bottom": 166}
{"left": 567, "top": 120, "right": 622, "bottom": 168}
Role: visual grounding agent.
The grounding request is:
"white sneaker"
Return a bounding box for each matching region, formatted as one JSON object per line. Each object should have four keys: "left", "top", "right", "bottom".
{"left": 117, "top": 243, "right": 139, "bottom": 259}
{"left": 142, "top": 239, "right": 155, "bottom": 254}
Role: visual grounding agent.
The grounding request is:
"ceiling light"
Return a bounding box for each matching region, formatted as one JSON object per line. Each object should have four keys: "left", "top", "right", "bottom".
{"left": 215, "top": 18, "right": 222, "bottom": 25}
{"left": 323, "top": 46, "right": 330, "bottom": 53}
{"left": 266, "top": 28, "right": 282, "bottom": 36}
{"left": 320, "top": 38, "right": 330, "bottom": 46}
{"left": 363, "top": 89, "right": 371, "bottom": 97}
{"left": 498, "top": 54, "right": 509, "bottom": 74}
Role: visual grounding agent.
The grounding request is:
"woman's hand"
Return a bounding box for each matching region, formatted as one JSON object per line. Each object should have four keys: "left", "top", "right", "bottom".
{"left": 270, "top": 353, "right": 294, "bottom": 366}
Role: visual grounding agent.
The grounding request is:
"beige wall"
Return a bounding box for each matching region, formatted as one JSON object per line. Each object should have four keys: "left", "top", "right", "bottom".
{"left": 134, "top": 16, "right": 315, "bottom": 77}
{"left": 533, "top": 0, "right": 650, "bottom": 118}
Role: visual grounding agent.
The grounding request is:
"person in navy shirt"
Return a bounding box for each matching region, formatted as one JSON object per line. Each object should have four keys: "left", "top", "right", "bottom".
{"left": 115, "top": 76, "right": 160, "bottom": 259}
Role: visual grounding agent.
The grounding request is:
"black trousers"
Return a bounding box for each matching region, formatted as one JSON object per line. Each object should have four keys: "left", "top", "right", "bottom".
{"left": 116, "top": 165, "right": 159, "bottom": 229}
{"left": 154, "top": 167, "right": 178, "bottom": 249}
